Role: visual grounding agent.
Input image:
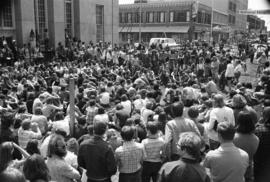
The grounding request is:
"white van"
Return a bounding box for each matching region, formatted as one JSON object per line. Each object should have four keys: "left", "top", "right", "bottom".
{"left": 149, "top": 38, "right": 179, "bottom": 49}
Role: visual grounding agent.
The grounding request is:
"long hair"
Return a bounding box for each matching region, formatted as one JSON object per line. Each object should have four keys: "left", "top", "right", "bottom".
{"left": 0, "top": 142, "right": 14, "bottom": 172}
{"left": 23, "top": 154, "right": 50, "bottom": 182}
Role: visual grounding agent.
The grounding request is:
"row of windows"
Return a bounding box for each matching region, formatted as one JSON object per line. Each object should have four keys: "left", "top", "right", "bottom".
{"left": 120, "top": 10, "right": 210, "bottom": 24}
{"left": 0, "top": 0, "right": 13, "bottom": 28}
{"left": 65, "top": 0, "right": 73, "bottom": 37}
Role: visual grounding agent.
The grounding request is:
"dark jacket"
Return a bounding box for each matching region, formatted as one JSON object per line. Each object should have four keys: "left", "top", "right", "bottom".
{"left": 78, "top": 135, "right": 117, "bottom": 181}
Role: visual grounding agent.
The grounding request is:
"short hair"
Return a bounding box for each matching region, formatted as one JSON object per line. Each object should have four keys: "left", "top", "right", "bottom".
{"left": 21, "top": 119, "right": 31, "bottom": 130}
{"left": 26, "top": 139, "right": 40, "bottom": 155}
{"left": 121, "top": 95, "right": 128, "bottom": 101}
{"left": 93, "top": 121, "right": 107, "bottom": 135}
{"left": 97, "top": 107, "right": 105, "bottom": 114}
{"left": 213, "top": 94, "right": 225, "bottom": 108}
{"left": 34, "top": 107, "right": 43, "bottom": 115}
{"left": 146, "top": 122, "right": 158, "bottom": 135}
{"left": 121, "top": 126, "right": 135, "bottom": 141}
{"left": 89, "top": 100, "right": 96, "bottom": 106}
{"left": 188, "top": 106, "right": 199, "bottom": 119}
{"left": 171, "top": 102, "right": 184, "bottom": 117}
{"left": 47, "top": 134, "right": 67, "bottom": 158}
{"left": 177, "top": 132, "right": 202, "bottom": 162}
{"left": 236, "top": 112, "right": 255, "bottom": 134}
{"left": 217, "top": 122, "right": 235, "bottom": 141}
{"left": 0, "top": 167, "right": 26, "bottom": 182}
{"left": 23, "top": 154, "right": 50, "bottom": 182}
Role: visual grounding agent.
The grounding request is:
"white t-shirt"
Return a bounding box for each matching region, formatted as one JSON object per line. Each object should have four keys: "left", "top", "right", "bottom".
{"left": 99, "top": 92, "right": 110, "bottom": 105}
{"left": 207, "top": 106, "right": 235, "bottom": 141}
{"left": 225, "top": 63, "right": 234, "bottom": 77}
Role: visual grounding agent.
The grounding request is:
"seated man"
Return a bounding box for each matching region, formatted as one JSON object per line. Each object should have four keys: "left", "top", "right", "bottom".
{"left": 158, "top": 132, "right": 210, "bottom": 182}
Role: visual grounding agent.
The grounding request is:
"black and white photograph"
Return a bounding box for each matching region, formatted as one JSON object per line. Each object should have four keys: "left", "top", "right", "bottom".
{"left": 0, "top": 0, "right": 270, "bottom": 182}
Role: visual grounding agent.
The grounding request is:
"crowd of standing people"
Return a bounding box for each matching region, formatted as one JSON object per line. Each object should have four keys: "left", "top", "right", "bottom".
{"left": 0, "top": 36, "right": 270, "bottom": 182}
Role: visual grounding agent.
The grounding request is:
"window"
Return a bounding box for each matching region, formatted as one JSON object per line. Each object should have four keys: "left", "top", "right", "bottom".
{"left": 175, "top": 11, "right": 186, "bottom": 22}
{"left": 1, "top": 0, "right": 13, "bottom": 27}
{"left": 127, "top": 13, "right": 132, "bottom": 23}
{"left": 186, "top": 11, "right": 190, "bottom": 22}
{"left": 34, "top": 0, "right": 47, "bottom": 40}
{"left": 134, "top": 12, "right": 139, "bottom": 23}
{"left": 146, "top": 12, "right": 153, "bottom": 23}
{"left": 119, "top": 13, "right": 122, "bottom": 23}
{"left": 229, "top": 14, "right": 235, "bottom": 24}
{"left": 157, "top": 12, "right": 165, "bottom": 23}
{"left": 169, "top": 11, "right": 174, "bottom": 22}
{"left": 96, "top": 5, "right": 104, "bottom": 42}
{"left": 65, "top": 0, "right": 73, "bottom": 37}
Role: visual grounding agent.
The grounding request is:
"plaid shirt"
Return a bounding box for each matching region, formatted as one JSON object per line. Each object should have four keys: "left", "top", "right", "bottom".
{"left": 86, "top": 106, "right": 98, "bottom": 125}
{"left": 115, "top": 141, "right": 146, "bottom": 174}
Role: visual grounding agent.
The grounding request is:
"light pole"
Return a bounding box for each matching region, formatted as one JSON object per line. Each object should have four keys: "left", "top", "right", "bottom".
{"left": 139, "top": 0, "right": 142, "bottom": 43}
{"left": 210, "top": 0, "right": 214, "bottom": 45}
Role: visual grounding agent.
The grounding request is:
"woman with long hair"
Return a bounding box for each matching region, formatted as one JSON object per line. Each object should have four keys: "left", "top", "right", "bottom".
{"left": 0, "top": 142, "right": 30, "bottom": 172}
{"left": 23, "top": 154, "right": 50, "bottom": 182}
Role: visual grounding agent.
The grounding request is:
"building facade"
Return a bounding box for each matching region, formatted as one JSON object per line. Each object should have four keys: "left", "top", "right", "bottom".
{"left": 119, "top": 1, "right": 212, "bottom": 44}
{"left": 0, "top": 0, "right": 119, "bottom": 48}
{"left": 119, "top": 0, "right": 248, "bottom": 43}
{"left": 247, "top": 15, "right": 267, "bottom": 35}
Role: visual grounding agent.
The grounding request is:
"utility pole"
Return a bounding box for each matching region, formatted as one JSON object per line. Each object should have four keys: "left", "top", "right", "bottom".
{"left": 112, "top": 0, "right": 114, "bottom": 47}
{"left": 139, "top": 0, "right": 142, "bottom": 43}
{"left": 210, "top": 0, "right": 214, "bottom": 45}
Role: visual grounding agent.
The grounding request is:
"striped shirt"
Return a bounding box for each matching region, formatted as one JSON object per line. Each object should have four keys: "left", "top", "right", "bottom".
{"left": 18, "top": 127, "right": 42, "bottom": 149}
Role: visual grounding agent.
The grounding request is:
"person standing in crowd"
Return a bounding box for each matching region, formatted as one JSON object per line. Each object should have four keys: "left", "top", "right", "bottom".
{"left": 46, "top": 134, "right": 81, "bottom": 182}
{"left": 165, "top": 102, "right": 200, "bottom": 161}
{"left": 233, "top": 112, "right": 259, "bottom": 182}
{"left": 204, "top": 122, "right": 249, "bottom": 182}
{"left": 78, "top": 121, "right": 117, "bottom": 182}
{"left": 115, "top": 125, "right": 146, "bottom": 182}
{"left": 254, "top": 107, "right": 270, "bottom": 182}
{"left": 207, "top": 94, "right": 235, "bottom": 150}
{"left": 158, "top": 132, "right": 210, "bottom": 182}
{"left": 141, "top": 122, "right": 165, "bottom": 182}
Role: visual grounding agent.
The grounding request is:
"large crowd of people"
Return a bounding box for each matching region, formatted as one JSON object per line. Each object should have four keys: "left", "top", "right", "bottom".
{"left": 0, "top": 37, "right": 270, "bottom": 182}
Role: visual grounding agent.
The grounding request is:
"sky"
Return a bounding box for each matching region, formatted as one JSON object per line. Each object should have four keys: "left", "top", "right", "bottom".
{"left": 119, "top": 0, "right": 270, "bottom": 30}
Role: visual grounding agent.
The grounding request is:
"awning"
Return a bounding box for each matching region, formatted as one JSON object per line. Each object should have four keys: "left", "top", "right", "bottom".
{"left": 119, "top": 26, "right": 190, "bottom": 33}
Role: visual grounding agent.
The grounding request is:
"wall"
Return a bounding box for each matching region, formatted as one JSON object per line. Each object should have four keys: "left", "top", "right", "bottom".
{"left": 14, "top": 0, "right": 35, "bottom": 46}
{"left": 75, "top": 0, "right": 119, "bottom": 44}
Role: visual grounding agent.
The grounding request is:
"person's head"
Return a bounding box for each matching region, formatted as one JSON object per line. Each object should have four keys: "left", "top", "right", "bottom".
{"left": 232, "top": 94, "right": 247, "bottom": 109}
{"left": 217, "top": 122, "right": 236, "bottom": 142}
{"left": 146, "top": 122, "right": 159, "bottom": 136}
{"left": 21, "top": 119, "right": 31, "bottom": 131}
{"left": 263, "top": 107, "right": 270, "bottom": 127}
{"left": 54, "top": 111, "right": 65, "bottom": 121}
{"left": 47, "top": 134, "right": 67, "bottom": 158}
{"left": 1, "top": 113, "right": 14, "bottom": 130}
{"left": 171, "top": 102, "right": 184, "bottom": 118}
{"left": 66, "top": 138, "right": 79, "bottom": 155}
{"left": 34, "top": 107, "right": 43, "bottom": 115}
{"left": 0, "top": 142, "right": 14, "bottom": 172}
{"left": 26, "top": 139, "right": 40, "bottom": 155}
{"left": 23, "top": 154, "right": 50, "bottom": 182}
{"left": 97, "top": 107, "right": 105, "bottom": 114}
{"left": 188, "top": 106, "right": 199, "bottom": 120}
{"left": 89, "top": 99, "right": 96, "bottom": 107}
{"left": 87, "top": 124, "right": 94, "bottom": 135}
{"left": 121, "top": 94, "right": 128, "bottom": 101}
{"left": 0, "top": 167, "right": 26, "bottom": 182}
{"left": 236, "top": 112, "right": 255, "bottom": 134}
{"left": 213, "top": 94, "right": 225, "bottom": 108}
{"left": 121, "top": 126, "right": 135, "bottom": 141}
{"left": 177, "top": 132, "right": 202, "bottom": 162}
{"left": 93, "top": 121, "right": 108, "bottom": 136}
